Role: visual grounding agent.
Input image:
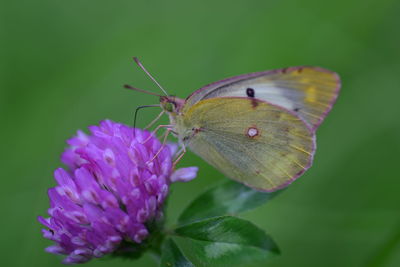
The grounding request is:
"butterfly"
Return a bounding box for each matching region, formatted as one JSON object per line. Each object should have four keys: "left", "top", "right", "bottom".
{"left": 126, "top": 58, "right": 341, "bottom": 192}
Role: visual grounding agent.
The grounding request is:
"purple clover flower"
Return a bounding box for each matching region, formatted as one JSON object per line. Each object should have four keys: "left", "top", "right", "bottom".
{"left": 38, "top": 120, "right": 198, "bottom": 264}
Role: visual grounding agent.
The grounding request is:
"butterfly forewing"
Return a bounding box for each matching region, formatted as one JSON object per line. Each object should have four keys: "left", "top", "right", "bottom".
{"left": 178, "top": 97, "right": 316, "bottom": 192}
{"left": 184, "top": 67, "right": 340, "bottom": 131}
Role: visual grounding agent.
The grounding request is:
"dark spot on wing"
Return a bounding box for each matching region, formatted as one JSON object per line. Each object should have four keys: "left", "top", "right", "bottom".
{"left": 294, "top": 108, "right": 300, "bottom": 112}
{"left": 246, "top": 88, "right": 255, "bottom": 97}
{"left": 297, "top": 67, "right": 303, "bottom": 73}
{"left": 282, "top": 68, "right": 288, "bottom": 74}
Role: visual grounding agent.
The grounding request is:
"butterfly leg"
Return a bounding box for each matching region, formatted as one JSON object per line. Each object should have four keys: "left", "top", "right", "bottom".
{"left": 147, "top": 127, "right": 172, "bottom": 163}
{"left": 173, "top": 143, "right": 187, "bottom": 167}
{"left": 144, "top": 110, "right": 165, "bottom": 130}
{"left": 140, "top": 124, "right": 172, "bottom": 144}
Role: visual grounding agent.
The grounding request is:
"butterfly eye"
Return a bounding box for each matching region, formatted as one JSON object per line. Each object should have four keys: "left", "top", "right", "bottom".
{"left": 164, "top": 102, "right": 175, "bottom": 112}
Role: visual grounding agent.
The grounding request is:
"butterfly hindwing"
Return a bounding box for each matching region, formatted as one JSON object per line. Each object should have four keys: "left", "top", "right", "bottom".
{"left": 178, "top": 97, "right": 316, "bottom": 192}
{"left": 184, "top": 67, "right": 340, "bottom": 131}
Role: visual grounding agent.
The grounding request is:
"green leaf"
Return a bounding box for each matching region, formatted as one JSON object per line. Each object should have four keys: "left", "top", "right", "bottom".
{"left": 174, "top": 216, "right": 279, "bottom": 251}
{"left": 172, "top": 216, "right": 279, "bottom": 266}
{"left": 160, "top": 238, "right": 195, "bottom": 267}
{"left": 178, "top": 180, "right": 281, "bottom": 225}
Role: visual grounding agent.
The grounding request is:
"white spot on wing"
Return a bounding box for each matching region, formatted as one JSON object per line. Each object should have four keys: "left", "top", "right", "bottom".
{"left": 247, "top": 128, "right": 258, "bottom": 137}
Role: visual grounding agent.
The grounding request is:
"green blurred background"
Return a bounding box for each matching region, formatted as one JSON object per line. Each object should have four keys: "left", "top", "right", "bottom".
{"left": 2, "top": 0, "right": 400, "bottom": 266}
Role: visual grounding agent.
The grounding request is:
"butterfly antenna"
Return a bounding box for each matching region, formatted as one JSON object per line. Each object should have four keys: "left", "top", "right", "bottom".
{"left": 124, "top": 84, "right": 161, "bottom": 97}
{"left": 133, "top": 104, "right": 160, "bottom": 136}
{"left": 133, "top": 57, "right": 169, "bottom": 96}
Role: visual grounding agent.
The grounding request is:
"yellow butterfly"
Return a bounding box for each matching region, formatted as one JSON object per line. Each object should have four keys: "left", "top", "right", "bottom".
{"left": 126, "top": 58, "right": 340, "bottom": 192}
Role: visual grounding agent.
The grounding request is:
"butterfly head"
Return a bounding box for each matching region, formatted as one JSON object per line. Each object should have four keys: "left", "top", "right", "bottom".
{"left": 160, "top": 96, "right": 184, "bottom": 115}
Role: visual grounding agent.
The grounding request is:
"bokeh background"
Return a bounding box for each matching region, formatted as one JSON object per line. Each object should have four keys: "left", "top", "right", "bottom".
{"left": 2, "top": 0, "right": 400, "bottom": 266}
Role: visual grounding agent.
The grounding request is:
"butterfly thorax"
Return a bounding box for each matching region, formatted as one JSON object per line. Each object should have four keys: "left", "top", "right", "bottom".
{"left": 160, "top": 96, "right": 191, "bottom": 141}
{"left": 160, "top": 96, "right": 185, "bottom": 113}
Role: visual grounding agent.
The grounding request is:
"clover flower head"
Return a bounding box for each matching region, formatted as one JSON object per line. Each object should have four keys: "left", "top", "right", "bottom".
{"left": 38, "top": 120, "right": 198, "bottom": 264}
